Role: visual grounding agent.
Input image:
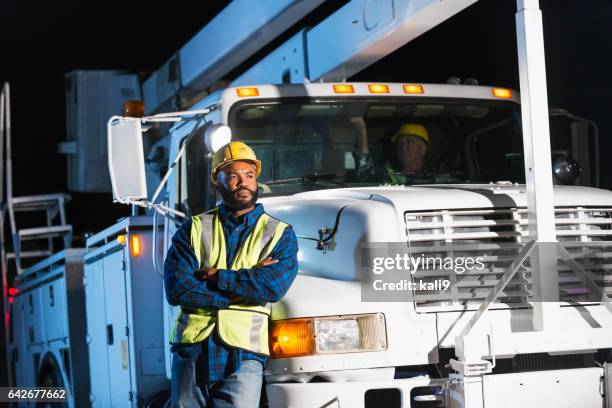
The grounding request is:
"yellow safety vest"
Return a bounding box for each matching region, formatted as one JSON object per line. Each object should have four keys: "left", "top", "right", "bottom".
{"left": 170, "top": 208, "right": 288, "bottom": 356}
{"left": 385, "top": 161, "right": 404, "bottom": 184}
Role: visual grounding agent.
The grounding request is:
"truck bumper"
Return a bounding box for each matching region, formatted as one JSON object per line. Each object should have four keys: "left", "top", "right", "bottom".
{"left": 448, "top": 367, "right": 604, "bottom": 408}
{"left": 267, "top": 367, "right": 607, "bottom": 408}
{"left": 266, "top": 375, "right": 433, "bottom": 408}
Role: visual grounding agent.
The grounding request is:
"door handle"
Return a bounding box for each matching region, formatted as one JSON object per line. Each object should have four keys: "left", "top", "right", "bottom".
{"left": 106, "top": 324, "right": 114, "bottom": 345}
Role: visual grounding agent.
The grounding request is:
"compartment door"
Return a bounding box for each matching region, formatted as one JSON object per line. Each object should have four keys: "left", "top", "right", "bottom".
{"left": 103, "top": 249, "right": 134, "bottom": 407}
{"left": 41, "top": 277, "right": 68, "bottom": 342}
{"left": 84, "top": 256, "right": 111, "bottom": 407}
{"left": 22, "top": 289, "right": 44, "bottom": 346}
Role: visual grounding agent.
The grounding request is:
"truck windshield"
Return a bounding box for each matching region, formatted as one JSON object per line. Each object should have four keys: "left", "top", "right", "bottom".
{"left": 228, "top": 99, "right": 524, "bottom": 196}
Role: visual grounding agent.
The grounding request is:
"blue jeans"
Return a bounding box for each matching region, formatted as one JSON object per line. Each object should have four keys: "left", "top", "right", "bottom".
{"left": 170, "top": 345, "right": 263, "bottom": 408}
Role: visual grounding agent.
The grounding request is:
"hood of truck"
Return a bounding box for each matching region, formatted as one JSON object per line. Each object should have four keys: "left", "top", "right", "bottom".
{"left": 262, "top": 184, "right": 612, "bottom": 281}
{"left": 265, "top": 184, "right": 612, "bottom": 211}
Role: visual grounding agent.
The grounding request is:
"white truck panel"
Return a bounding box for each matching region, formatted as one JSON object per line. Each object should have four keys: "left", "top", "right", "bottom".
{"left": 437, "top": 304, "right": 612, "bottom": 351}
{"left": 267, "top": 375, "right": 432, "bottom": 408}
{"left": 480, "top": 367, "right": 603, "bottom": 408}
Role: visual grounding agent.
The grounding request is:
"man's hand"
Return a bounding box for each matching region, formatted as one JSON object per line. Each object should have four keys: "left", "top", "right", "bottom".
{"left": 195, "top": 267, "right": 219, "bottom": 282}
{"left": 256, "top": 257, "right": 279, "bottom": 268}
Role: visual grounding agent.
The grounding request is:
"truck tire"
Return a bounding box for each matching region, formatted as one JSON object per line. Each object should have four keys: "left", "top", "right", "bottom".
{"left": 145, "top": 390, "right": 170, "bottom": 408}
{"left": 36, "top": 368, "right": 63, "bottom": 408}
{"left": 36, "top": 353, "right": 66, "bottom": 408}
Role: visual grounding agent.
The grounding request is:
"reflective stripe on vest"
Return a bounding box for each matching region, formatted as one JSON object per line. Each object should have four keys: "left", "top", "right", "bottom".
{"left": 171, "top": 208, "right": 288, "bottom": 355}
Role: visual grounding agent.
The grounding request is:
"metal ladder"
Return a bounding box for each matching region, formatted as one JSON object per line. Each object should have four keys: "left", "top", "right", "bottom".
{"left": 1, "top": 82, "right": 72, "bottom": 274}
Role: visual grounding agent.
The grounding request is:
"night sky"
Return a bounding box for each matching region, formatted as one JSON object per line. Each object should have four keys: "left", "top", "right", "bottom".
{"left": 0, "top": 0, "right": 610, "bottom": 239}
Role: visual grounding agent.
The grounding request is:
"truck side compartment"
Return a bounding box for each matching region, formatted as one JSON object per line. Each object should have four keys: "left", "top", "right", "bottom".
{"left": 10, "top": 216, "right": 168, "bottom": 407}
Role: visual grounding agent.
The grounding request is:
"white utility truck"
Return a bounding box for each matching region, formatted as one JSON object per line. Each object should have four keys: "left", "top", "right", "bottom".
{"left": 6, "top": 0, "right": 612, "bottom": 407}
{"left": 106, "top": 81, "right": 612, "bottom": 408}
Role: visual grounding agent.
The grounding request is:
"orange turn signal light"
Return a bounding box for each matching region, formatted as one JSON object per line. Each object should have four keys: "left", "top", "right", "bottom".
{"left": 368, "top": 84, "right": 390, "bottom": 94}
{"left": 270, "top": 319, "right": 314, "bottom": 358}
{"left": 123, "top": 100, "right": 145, "bottom": 118}
{"left": 130, "top": 235, "right": 142, "bottom": 257}
{"left": 492, "top": 88, "right": 512, "bottom": 98}
{"left": 236, "top": 87, "right": 260, "bottom": 97}
{"left": 403, "top": 84, "right": 424, "bottom": 94}
{"left": 118, "top": 234, "right": 141, "bottom": 257}
{"left": 333, "top": 84, "right": 355, "bottom": 94}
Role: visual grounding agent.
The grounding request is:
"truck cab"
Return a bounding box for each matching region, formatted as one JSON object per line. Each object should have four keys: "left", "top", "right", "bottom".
{"left": 170, "top": 82, "right": 524, "bottom": 217}
{"left": 148, "top": 82, "right": 612, "bottom": 407}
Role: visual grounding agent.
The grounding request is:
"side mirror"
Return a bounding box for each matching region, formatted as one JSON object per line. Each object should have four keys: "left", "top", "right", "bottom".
{"left": 204, "top": 124, "right": 232, "bottom": 153}
{"left": 107, "top": 117, "right": 148, "bottom": 202}
{"left": 553, "top": 155, "right": 581, "bottom": 185}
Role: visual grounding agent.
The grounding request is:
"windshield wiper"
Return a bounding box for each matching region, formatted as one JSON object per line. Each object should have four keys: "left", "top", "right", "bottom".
{"left": 263, "top": 173, "right": 344, "bottom": 186}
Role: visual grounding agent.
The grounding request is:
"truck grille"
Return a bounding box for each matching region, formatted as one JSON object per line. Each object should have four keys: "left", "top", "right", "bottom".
{"left": 404, "top": 207, "right": 612, "bottom": 308}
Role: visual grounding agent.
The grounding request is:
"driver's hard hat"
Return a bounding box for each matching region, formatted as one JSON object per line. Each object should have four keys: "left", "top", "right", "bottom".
{"left": 391, "top": 123, "right": 430, "bottom": 144}
{"left": 211, "top": 141, "right": 261, "bottom": 185}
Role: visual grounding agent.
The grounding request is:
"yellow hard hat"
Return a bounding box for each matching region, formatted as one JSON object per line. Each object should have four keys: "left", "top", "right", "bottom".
{"left": 210, "top": 141, "right": 261, "bottom": 185}
{"left": 391, "top": 123, "right": 429, "bottom": 144}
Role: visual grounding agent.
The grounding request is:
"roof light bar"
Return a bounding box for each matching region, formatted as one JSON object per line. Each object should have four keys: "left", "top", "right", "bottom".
{"left": 236, "top": 87, "right": 260, "bottom": 97}
{"left": 333, "top": 84, "right": 355, "bottom": 94}
{"left": 368, "top": 84, "right": 389, "bottom": 94}
{"left": 492, "top": 88, "right": 512, "bottom": 98}
{"left": 403, "top": 84, "right": 424, "bottom": 94}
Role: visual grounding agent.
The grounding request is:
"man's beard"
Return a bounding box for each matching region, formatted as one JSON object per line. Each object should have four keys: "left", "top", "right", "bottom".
{"left": 218, "top": 185, "right": 259, "bottom": 210}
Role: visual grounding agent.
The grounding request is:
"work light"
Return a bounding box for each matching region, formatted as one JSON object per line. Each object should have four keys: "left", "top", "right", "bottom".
{"left": 204, "top": 124, "right": 232, "bottom": 153}
{"left": 270, "top": 313, "right": 387, "bottom": 359}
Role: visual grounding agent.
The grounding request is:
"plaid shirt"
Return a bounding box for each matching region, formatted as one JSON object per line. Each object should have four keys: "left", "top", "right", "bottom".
{"left": 164, "top": 203, "right": 298, "bottom": 382}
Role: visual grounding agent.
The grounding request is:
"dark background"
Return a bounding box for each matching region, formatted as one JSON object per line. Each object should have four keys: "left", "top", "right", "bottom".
{"left": 1, "top": 0, "right": 610, "bottom": 239}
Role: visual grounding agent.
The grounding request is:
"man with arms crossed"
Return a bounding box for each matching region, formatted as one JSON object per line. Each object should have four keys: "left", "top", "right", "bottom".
{"left": 164, "top": 141, "right": 298, "bottom": 407}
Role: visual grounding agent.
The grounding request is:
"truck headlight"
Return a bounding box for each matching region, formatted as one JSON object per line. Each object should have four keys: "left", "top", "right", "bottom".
{"left": 270, "top": 313, "right": 387, "bottom": 359}
{"left": 316, "top": 319, "right": 359, "bottom": 352}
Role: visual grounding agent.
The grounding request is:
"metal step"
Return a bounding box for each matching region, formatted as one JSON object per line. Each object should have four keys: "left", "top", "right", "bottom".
{"left": 18, "top": 225, "right": 72, "bottom": 241}
{"left": 11, "top": 193, "right": 71, "bottom": 212}
{"left": 7, "top": 250, "right": 53, "bottom": 259}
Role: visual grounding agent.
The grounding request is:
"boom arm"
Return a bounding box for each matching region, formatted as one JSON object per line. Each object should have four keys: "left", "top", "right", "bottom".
{"left": 143, "top": 0, "right": 326, "bottom": 114}
{"left": 145, "top": 0, "right": 479, "bottom": 111}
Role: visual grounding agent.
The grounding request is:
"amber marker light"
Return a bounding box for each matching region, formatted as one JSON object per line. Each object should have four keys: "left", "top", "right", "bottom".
{"left": 333, "top": 84, "right": 355, "bottom": 94}
{"left": 236, "top": 87, "right": 260, "bottom": 97}
{"left": 492, "top": 88, "right": 512, "bottom": 98}
{"left": 368, "top": 84, "right": 390, "bottom": 94}
{"left": 270, "top": 319, "right": 314, "bottom": 358}
{"left": 130, "top": 235, "right": 142, "bottom": 257}
{"left": 117, "top": 234, "right": 126, "bottom": 245}
{"left": 123, "top": 100, "right": 145, "bottom": 118}
{"left": 403, "top": 84, "right": 424, "bottom": 94}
